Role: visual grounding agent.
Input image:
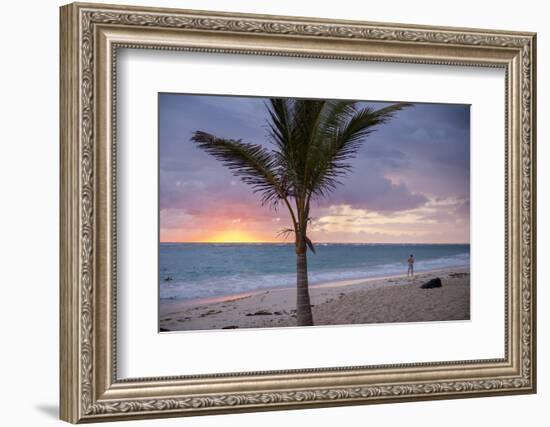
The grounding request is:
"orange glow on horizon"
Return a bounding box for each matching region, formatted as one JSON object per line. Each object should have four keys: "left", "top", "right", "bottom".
{"left": 200, "top": 229, "right": 272, "bottom": 244}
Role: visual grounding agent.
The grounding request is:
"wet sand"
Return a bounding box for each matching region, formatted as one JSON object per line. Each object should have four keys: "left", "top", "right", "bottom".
{"left": 159, "top": 267, "right": 470, "bottom": 332}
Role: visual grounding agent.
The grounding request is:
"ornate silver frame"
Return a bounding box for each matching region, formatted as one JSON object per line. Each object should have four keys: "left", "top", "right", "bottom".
{"left": 60, "top": 2, "right": 537, "bottom": 423}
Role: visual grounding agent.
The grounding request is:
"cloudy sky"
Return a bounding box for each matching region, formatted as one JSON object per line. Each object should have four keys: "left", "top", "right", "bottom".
{"left": 159, "top": 93, "right": 470, "bottom": 244}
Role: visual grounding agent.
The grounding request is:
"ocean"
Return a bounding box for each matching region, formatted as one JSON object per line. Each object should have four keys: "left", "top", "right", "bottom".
{"left": 159, "top": 243, "right": 470, "bottom": 302}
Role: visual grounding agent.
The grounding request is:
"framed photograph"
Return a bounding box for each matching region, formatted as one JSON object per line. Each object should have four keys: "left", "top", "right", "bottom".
{"left": 157, "top": 93, "right": 472, "bottom": 332}
{"left": 60, "top": 2, "right": 537, "bottom": 423}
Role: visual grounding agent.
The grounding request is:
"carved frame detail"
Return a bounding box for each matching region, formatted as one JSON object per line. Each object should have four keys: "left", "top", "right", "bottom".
{"left": 60, "top": 2, "right": 536, "bottom": 423}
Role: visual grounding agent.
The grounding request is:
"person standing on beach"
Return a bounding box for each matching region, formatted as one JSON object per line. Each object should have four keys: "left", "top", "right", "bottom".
{"left": 407, "top": 254, "right": 415, "bottom": 277}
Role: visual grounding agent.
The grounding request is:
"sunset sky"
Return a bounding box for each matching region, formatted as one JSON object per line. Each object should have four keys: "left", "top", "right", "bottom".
{"left": 159, "top": 94, "right": 470, "bottom": 244}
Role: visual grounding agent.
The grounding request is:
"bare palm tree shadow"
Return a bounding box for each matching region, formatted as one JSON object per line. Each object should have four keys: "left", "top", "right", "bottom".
{"left": 35, "top": 404, "right": 58, "bottom": 419}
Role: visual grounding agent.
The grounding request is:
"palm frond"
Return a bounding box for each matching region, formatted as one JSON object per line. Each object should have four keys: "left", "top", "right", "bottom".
{"left": 266, "top": 99, "right": 330, "bottom": 200}
{"left": 308, "top": 102, "right": 412, "bottom": 200}
{"left": 304, "top": 235, "right": 316, "bottom": 254}
{"left": 265, "top": 98, "right": 292, "bottom": 154}
{"left": 339, "top": 102, "right": 412, "bottom": 147}
{"left": 191, "top": 131, "right": 284, "bottom": 206}
{"left": 277, "top": 228, "right": 295, "bottom": 240}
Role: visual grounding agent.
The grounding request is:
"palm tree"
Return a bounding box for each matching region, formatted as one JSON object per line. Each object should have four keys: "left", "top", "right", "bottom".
{"left": 191, "top": 98, "right": 410, "bottom": 326}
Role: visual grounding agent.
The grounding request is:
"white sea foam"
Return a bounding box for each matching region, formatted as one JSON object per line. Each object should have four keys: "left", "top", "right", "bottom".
{"left": 159, "top": 243, "right": 470, "bottom": 301}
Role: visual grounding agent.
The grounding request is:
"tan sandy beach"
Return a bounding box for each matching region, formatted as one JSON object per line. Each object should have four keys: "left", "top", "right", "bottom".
{"left": 159, "top": 267, "right": 470, "bottom": 332}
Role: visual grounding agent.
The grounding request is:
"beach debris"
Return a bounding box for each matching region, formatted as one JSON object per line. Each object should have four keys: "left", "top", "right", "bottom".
{"left": 273, "top": 311, "right": 282, "bottom": 315}
{"left": 246, "top": 310, "right": 273, "bottom": 316}
{"left": 200, "top": 309, "right": 222, "bottom": 317}
{"left": 449, "top": 272, "right": 469, "bottom": 278}
{"left": 164, "top": 276, "right": 173, "bottom": 282}
{"left": 221, "top": 325, "right": 239, "bottom": 329}
{"left": 421, "top": 278, "right": 442, "bottom": 289}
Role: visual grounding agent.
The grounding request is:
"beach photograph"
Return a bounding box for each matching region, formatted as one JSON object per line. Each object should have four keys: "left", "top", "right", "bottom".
{"left": 159, "top": 94, "right": 470, "bottom": 332}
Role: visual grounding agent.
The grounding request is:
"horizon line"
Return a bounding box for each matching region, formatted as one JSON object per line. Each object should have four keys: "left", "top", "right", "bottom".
{"left": 159, "top": 241, "right": 471, "bottom": 245}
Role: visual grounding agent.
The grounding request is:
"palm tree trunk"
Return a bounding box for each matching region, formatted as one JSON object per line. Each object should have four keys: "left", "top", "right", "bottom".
{"left": 296, "top": 248, "right": 314, "bottom": 326}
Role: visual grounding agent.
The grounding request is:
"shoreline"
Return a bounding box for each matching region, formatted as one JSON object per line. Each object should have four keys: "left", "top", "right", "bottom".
{"left": 160, "top": 266, "right": 470, "bottom": 331}
{"left": 160, "top": 265, "right": 469, "bottom": 315}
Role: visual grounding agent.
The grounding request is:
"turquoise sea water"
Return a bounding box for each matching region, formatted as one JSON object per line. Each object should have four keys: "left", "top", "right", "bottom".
{"left": 159, "top": 243, "right": 470, "bottom": 302}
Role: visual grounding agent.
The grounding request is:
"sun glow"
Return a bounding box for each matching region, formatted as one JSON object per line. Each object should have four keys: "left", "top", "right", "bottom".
{"left": 203, "top": 229, "right": 269, "bottom": 243}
